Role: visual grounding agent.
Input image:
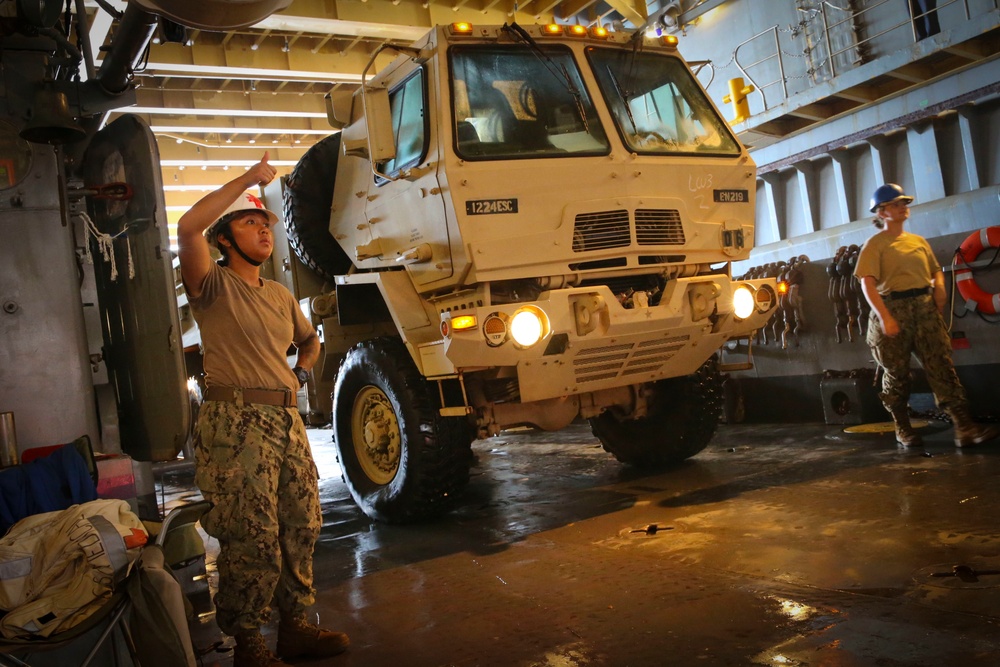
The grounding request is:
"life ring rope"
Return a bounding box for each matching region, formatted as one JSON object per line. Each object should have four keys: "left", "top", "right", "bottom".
{"left": 954, "top": 226, "right": 1000, "bottom": 315}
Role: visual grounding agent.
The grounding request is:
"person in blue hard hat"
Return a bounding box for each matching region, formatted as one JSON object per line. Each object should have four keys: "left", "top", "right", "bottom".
{"left": 177, "top": 153, "right": 349, "bottom": 667}
{"left": 854, "top": 183, "right": 998, "bottom": 448}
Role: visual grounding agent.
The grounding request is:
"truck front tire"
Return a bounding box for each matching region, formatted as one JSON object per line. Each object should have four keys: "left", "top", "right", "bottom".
{"left": 589, "top": 357, "right": 723, "bottom": 466}
{"left": 332, "top": 338, "right": 474, "bottom": 523}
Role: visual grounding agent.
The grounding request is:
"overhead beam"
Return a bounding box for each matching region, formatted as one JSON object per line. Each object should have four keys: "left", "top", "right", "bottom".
{"left": 253, "top": 15, "right": 427, "bottom": 41}
{"left": 151, "top": 125, "right": 334, "bottom": 135}
{"left": 601, "top": 0, "right": 646, "bottom": 26}
{"left": 126, "top": 106, "right": 326, "bottom": 118}
{"left": 886, "top": 63, "right": 934, "bottom": 83}
{"left": 136, "top": 61, "right": 363, "bottom": 84}
{"left": 557, "top": 0, "right": 601, "bottom": 22}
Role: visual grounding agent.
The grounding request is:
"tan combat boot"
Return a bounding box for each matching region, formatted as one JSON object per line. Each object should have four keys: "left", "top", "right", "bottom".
{"left": 946, "top": 404, "right": 1000, "bottom": 448}
{"left": 233, "top": 629, "right": 291, "bottom": 667}
{"left": 276, "top": 614, "right": 350, "bottom": 660}
{"left": 889, "top": 406, "right": 922, "bottom": 447}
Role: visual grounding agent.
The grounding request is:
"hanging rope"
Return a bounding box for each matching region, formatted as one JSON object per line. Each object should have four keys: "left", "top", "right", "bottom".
{"left": 78, "top": 211, "right": 134, "bottom": 281}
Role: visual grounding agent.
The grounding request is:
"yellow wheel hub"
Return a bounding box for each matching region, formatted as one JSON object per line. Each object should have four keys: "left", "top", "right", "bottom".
{"left": 351, "top": 385, "right": 401, "bottom": 485}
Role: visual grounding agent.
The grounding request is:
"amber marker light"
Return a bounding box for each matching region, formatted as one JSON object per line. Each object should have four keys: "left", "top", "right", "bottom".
{"left": 483, "top": 313, "right": 509, "bottom": 347}
{"left": 776, "top": 280, "right": 789, "bottom": 295}
{"left": 755, "top": 284, "right": 777, "bottom": 312}
{"left": 590, "top": 26, "right": 610, "bottom": 38}
{"left": 451, "top": 314, "right": 478, "bottom": 331}
{"left": 542, "top": 24, "right": 564, "bottom": 35}
{"left": 568, "top": 24, "right": 587, "bottom": 37}
{"left": 450, "top": 22, "right": 474, "bottom": 35}
{"left": 661, "top": 34, "right": 679, "bottom": 47}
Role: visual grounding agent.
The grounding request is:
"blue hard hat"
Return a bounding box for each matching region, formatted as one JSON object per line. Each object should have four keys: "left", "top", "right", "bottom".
{"left": 869, "top": 183, "right": 913, "bottom": 213}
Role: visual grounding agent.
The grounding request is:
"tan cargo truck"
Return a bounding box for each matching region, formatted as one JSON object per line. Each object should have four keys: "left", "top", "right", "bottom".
{"left": 282, "top": 22, "right": 777, "bottom": 522}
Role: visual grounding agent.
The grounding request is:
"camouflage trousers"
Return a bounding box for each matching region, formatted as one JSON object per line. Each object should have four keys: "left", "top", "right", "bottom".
{"left": 193, "top": 399, "right": 321, "bottom": 635}
{"left": 865, "top": 294, "right": 966, "bottom": 412}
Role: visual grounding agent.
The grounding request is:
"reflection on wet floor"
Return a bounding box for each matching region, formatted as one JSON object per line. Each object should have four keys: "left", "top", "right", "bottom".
{"left": 157, "top": 421, "right": 1000, "bottom": 666}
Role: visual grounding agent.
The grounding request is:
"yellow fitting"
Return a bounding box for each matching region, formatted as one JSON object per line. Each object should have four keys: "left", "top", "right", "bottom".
{"left": 722, "top": 77, "right": 755, "bottom": 125}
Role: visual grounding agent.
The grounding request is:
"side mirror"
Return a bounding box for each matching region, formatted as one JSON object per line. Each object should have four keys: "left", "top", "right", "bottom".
{"left": 363, "top": 84, "right": 396, "bottom": 163}
{"left": 339, "top": 85, "right": 396, "bottom": 165}
{"left": 324, "top": 89, "right": 353, "bottom": 130}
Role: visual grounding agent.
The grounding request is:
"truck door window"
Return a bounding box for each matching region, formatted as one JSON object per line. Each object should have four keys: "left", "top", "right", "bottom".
{"left": 450, "top": 45, "right": 610, "bottom": 160}
{"left": 586, "top": 47, "right": 740, "bottom": 156}
{"left": 379, "top": 69, "right": 427, "bottom": 177}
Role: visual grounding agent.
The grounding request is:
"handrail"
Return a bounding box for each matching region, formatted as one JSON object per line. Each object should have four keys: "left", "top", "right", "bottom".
{"left": 732, "top": 25, "right": 781, "bottom": 118}
{"left": 730, "top": 0, "right": 987, "bottom": 115}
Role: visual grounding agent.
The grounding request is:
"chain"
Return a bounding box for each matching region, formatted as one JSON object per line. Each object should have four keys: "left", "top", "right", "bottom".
{"left": 910, "top": 408, "right": 1000, "bottom": 424}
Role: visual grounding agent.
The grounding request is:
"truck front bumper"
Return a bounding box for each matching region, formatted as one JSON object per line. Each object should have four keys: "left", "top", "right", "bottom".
{"left": 440, "top": 276, "right": 777, "bottom": 403}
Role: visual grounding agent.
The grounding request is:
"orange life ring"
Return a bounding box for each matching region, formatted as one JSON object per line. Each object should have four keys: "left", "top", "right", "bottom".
{"left": 954, "top": 226, "right": 1000, "bottom": 314}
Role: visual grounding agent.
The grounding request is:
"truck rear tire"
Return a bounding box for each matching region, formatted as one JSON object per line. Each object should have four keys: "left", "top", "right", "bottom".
{"left": 282, "top": 132, "right": 352, "bottom": 281}
{"left": 589, "top": 357, "right": 722, "bottom": 466}
{"left": 332, "top": 337, "right": 475, "bottom": 523}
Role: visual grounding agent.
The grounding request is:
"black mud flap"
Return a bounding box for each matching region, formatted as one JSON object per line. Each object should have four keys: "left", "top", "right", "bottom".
{"left": 82, "top": 114, "right": 189, "bottom": 462}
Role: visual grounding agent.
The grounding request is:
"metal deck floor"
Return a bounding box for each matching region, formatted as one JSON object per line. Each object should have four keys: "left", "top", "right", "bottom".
{"left": 160, "top": 420, "right": 1000, "bottom": 666}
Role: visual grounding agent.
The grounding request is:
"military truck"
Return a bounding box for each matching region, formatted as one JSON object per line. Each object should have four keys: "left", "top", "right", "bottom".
{"left": 281, "top": 22, "right": 778, "bottom": 523}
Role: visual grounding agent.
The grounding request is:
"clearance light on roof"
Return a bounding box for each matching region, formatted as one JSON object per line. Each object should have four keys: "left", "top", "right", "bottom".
{"left": 450, "top": 22, "right": 474, "bottom": 35}
{"left": 590, "top": 26, "right": 610, "bottom": 39}
{"left": 661, "top": 34, "right": 679, "bottom": 48}
{"left": 542, "top": 24, "right": 564, "bottom": 35}
{"left": 568, "top": 25, "right": 587, "bottom": 37}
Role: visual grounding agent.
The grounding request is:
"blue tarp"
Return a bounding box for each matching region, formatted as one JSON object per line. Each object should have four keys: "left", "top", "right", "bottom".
{"left": 0, "top": 445, "right": 98, "bottom": 535}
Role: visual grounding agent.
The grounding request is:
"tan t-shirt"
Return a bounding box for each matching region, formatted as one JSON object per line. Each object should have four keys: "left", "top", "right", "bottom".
{"left": 187, "top": 263, "right": 314, "bottom": 393}
{"left": 853, "top": 231, "right": 940, "bottom": 295}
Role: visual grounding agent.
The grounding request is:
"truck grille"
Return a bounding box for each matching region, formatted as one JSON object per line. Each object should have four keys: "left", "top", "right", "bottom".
{"left": 636, "top": 209, "right": 685, "bottom": 245}
{"left": 572, "top": 210, "right": 630, "bottom": 251}
{"left": 572, "top": 335, "right": 691, "bottom": 384}
{"left": 573, "top": 209, "right": 684, "bottom": 252}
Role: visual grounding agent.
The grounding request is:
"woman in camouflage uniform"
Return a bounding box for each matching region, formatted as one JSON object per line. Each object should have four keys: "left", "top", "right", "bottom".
{"left": 177, "top": 153, "right": 349, "bottom": 667}
{"left": 854, "top": 183, "right": 997, "bottom": 449}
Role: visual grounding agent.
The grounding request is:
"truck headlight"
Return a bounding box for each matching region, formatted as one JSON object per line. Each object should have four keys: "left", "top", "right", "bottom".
{"left": 733, "top": 285, "right": 755, "bottom": 320}
{"left": 510, "top": 306, "right": 549, "bottom": 348}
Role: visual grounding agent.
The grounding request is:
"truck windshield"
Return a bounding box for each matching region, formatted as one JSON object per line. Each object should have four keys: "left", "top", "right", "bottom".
{"left": 586, "top": 47, "right": 741, "bottom": 156}
{"left": 450, "top": 45, "right": 610, "bottom": 160}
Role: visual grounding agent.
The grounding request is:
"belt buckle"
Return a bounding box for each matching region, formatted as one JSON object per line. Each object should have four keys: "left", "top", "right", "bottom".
{"left": 282, "top": 388, "right": 293, "bottom": 407}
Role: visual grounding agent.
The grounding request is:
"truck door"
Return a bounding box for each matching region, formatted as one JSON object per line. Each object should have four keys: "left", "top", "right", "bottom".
{"left": 82, "top": 114, "right": 190, "bottom": 462}
{"left": 365, "top": 65, "right": 453, "bottom": 286}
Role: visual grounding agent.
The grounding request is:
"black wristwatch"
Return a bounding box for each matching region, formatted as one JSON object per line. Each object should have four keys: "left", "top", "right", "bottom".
{"left": 292, "top": 366, "right": 309, "bottom": 387}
